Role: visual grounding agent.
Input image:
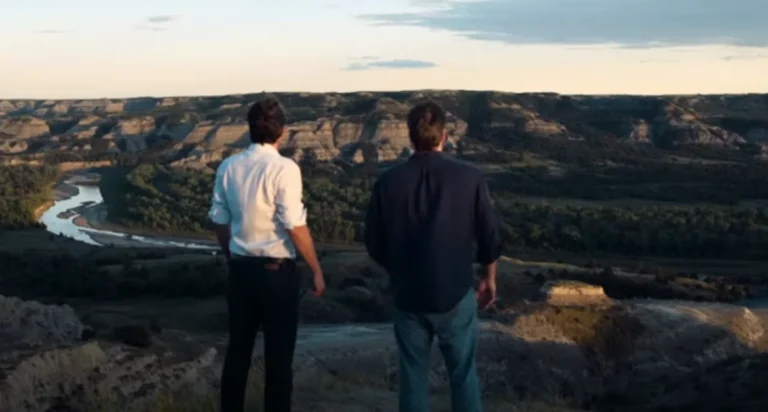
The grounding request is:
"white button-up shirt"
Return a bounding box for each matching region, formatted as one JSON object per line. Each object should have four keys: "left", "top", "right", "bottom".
{"left": 208, "top": 144, "right": 307, "bottom": 258}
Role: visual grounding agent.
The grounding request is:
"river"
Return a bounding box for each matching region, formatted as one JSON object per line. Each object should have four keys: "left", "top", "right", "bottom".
{"left": 39, "top": 178, "right": 395, "bottom": 345}
{"left": 37, "top": 177, "right": 768, "bottom": 346}
{"left": 38, "top": 178, "right": 216, "bottom": 250}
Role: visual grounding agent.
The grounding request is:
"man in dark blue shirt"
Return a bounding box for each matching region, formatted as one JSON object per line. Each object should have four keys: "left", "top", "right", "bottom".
{"left": 365, "top": 101, "right": 503, "bottom": 412}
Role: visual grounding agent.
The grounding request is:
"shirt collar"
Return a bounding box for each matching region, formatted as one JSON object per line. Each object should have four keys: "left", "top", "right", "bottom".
{"left": 247, "top": 143, "right": 280, "bottom": 156}
{"left": 410, "top": 150, "right": 443, "bottom": 160}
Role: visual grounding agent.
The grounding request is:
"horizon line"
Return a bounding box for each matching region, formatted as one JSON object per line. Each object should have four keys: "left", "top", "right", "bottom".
{"left": 3, "top": 89, "right": 768, "bottom": 101}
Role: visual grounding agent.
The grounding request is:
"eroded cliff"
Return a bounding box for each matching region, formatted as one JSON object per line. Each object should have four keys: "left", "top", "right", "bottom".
{"left": 2, "top": 92, "right": 768, "bottom": 168}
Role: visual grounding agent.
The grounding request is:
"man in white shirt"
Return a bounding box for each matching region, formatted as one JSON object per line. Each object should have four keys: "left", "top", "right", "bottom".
{"left": 209, "top": 96, "right": 325, "bottom": 412}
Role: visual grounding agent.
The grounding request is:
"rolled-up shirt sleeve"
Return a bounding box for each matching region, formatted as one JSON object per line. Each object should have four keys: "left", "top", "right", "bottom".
{"left": 208, "top": 162, "right": 232, "bottom": 225}
{"left": 275, "top": 161, "right": 307, "bottom": 230}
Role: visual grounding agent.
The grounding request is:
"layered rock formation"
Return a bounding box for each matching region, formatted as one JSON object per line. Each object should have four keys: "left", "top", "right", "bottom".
{"left": 0, "top": 295, "right": 217, "bottom": 412}
{"left": 2, "top": 92, "right": 768, "bottom": 167}
{"left": 4, "top": 117, "right": 50, "bottom": 140}
{"left": 296, "top": 294, "right": 768, "bottom": 409}
{"left": 3, "top": 260, "right": 768, "bottom": 412}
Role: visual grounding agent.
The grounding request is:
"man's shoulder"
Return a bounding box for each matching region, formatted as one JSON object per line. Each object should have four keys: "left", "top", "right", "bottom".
{"left": 216, "top": 151, "right": 244, "bottom": 173}
{"left": 439, "top": 155, "right": 483, "bottom": 174}
{"left": 273, "top": 154, "right": 301, "bottom": 174}
{"left": 376, "top": 160, "right": 413, "bottom": 187}
{"left": 219, "top": 150, "right": 299, "bottom": 172}
{"left": 430, "top": 155, "right": 485, "bottom": 185}
{"left": 376, "top": 154, "right": 483, "bottom": 187}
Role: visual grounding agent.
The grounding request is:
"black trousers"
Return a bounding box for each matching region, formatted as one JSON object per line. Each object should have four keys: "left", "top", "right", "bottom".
{"left": 220, "top": 256, "right": 301, "bottom": 412}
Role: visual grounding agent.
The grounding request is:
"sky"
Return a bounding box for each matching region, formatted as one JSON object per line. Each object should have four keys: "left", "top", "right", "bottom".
{"left": 1, "top": 0, "right": 767, "bottom": 99}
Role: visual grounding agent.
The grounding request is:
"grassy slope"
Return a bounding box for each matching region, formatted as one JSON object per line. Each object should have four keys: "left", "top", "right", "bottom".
{"left": 135, "top": 364, "right": 580, "bottom": 412}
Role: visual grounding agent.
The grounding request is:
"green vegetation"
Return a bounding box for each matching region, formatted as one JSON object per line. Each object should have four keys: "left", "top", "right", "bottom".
{"left": 99, "top": 165, "right": 214, "bottom": 233}
{"left": 97, "top": 143, "right": 768, "bottom": 261}
{"left": 0, "top": 164, "right": 59, "bottom": 230}
{"left": 482, "top": 136, "right": 768, "bottom": 204}
{"left": 99, "top": 164, "right": 369, "bottom": 243}
{"left": 496, "top": 200, "right": 768, "bottom": 260}
{"left": 0, "top": 249, "right": 226, "bottom": 301}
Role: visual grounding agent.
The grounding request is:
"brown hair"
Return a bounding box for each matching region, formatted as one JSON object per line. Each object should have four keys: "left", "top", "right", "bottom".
{"left": 407, "top": 101, "right": 446, "bottom": 151}
{"left": 247, "top": 96, "right": 287, "bottom": 144}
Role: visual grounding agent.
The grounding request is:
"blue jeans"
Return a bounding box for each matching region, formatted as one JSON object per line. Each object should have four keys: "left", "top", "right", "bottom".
{"left": 393, "top": 290, "right": 483, "bottom": 412}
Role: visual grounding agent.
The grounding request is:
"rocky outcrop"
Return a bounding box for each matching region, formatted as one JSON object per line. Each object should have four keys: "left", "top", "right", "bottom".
{"left": 2, "top": 92, "right": 768, "bottom": 167}
{"left": 619, "top": 353, "right": 768, "bottom": 412}
{"left": 294, "top": 298, "right": 768, "bottom": 407}
{"left": 0, "top": 295, "right": 84, "bottom": 351}
{"left": 104, "top": 117, "right": 156, "bottom": 152}
{"left": 491, "top": 101, "right": 568, "bottom": 138}
{"left": 62, "top": 115, "right": 104, "bottom": 140}
{"left": 626, "top": 120, "right": 652, "bottom": 143}
{"left": 0, "top": 101, "right": 16, "bottom": 113}
{"left": 653, "top": 103, "right": 745, "bottom": 147}
{"left": 538, "top": 280, "right": 612, "bottom": 306}
{"left": 104, "top": 101, "right": 125, "bottom": 114}
{"left": 182, "top": 121, "right": 217, "bottom": 144}
{"left": 3, "top": 270, "right": 768, "bottom": 411}
{"left": 0, "top": 337, "right": 218, "bottom": 412}
{"left": 169, "top": 146, "right": 226, "bottom": 169}
{"left": 156, "top": 122, "right": 195, "bottom": 141}
{"left": 203, "top": 123, "right": 249, "bottom": 150}
{"left": 0, "top": 117, "right": 49, "bottom": 140}
{"left": 0, "top": 296, "right": 218, "bottom": 412}
{"left": 549, "top": 266, "right": 746, "bottom": 303}
{"left": 283, "top": 121, "right": 340, "bottom": 161}
{"left": 0, "top": 140, "right": 28, "bottom": 154}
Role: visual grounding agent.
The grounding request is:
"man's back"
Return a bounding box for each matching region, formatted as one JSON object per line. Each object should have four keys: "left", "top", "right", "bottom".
{"left": 212, "top": 97, "right": 325, "bottom": 412}
{"left": 365, "top": 151, "right": 501, "bottom": 313}
{"left": 212, "top": 144, "right": 306, "bottom": 259}
{"left": 366, "top": 101, "right": 500, "bottom": 412}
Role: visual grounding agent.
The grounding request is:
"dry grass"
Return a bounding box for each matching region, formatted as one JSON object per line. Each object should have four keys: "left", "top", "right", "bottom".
{"left": 528, "top": 305, "right": 645, "bottom": 358}
{"left": 92, "top": 362, "right": 586, "bottom": 412}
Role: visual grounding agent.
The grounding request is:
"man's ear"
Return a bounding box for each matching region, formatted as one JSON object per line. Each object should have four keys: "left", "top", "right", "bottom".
{"left": 442, "top": 130, "right": 448, "bottom": 145}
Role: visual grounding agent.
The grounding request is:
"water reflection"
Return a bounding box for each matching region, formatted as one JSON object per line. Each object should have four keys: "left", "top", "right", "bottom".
{"left": 39, "top": 183, "right": 102, "bottom": 245}
{"left": 39, "top": 180, "right": 215, "bottom": 250}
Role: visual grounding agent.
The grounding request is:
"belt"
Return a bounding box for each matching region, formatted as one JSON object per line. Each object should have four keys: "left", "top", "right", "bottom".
{"left": 230, "top": 255, "right": 293, "bottom": 270}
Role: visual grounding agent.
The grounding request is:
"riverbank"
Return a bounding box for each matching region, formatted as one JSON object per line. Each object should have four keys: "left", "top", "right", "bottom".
{"left": 44, "top": 171, "right": 363, "bottom": 252}
{"left": 72, "top": 202, "right": 217, "bottom": 247}
{"left": 10, "top": 213, "right": 768, "bottom": 411}
{"left": 37, "top": 173, "right": 218, "bottom": 249}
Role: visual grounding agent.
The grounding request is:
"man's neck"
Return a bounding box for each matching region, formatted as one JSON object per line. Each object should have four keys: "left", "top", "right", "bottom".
{"left": 414, "top": 147, "right": 444, "bottom": 154}
{"left": 251, "top": 142, "right": 281, "bottom": 150}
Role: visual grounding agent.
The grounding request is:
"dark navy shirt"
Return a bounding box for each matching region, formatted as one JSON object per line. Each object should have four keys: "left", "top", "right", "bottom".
{"left": 364, "top": 151, "right": 503, "bottom": 313}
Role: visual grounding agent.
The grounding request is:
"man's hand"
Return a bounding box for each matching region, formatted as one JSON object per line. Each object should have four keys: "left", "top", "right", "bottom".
{"left": 288, "top": 225, "right": 325, "bottom": 296}
{"left": 476, "top": 261, "right": 498, "bottom": 310}
{"left": 476, "top": 277, "right": 497, "bottom": 310}
{"left": 312, "top": 271, "right": 326, "bottom": 296}
{"left": 212, "top": 224, "right": 232, "bottom": 262}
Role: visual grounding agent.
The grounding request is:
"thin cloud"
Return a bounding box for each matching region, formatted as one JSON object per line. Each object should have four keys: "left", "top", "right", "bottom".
{"left": 137, "top": 26, "right": 169, "bottom": 32}
{"left": 137, "top": 15, "right": 180, "bottom": 32}
{"left": 344, "top": 59, "right": 437, "bottom": 71}
{"left": 362, "top": 0, "right": 768, "bottom": 48}
{"left": 34, "top": 29, "right": 69, "bottom": 35}
{"left": 722, "top": 54, "right": 768, "bottom": 61}
{"left": 345, "top": 56, "right": 379, "bottom": 61}
{"left": 640, "top": 58, "right": 679, "bottom": 63}
{"left": 146, "top": 15, "right": 179, "bottom": 24}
